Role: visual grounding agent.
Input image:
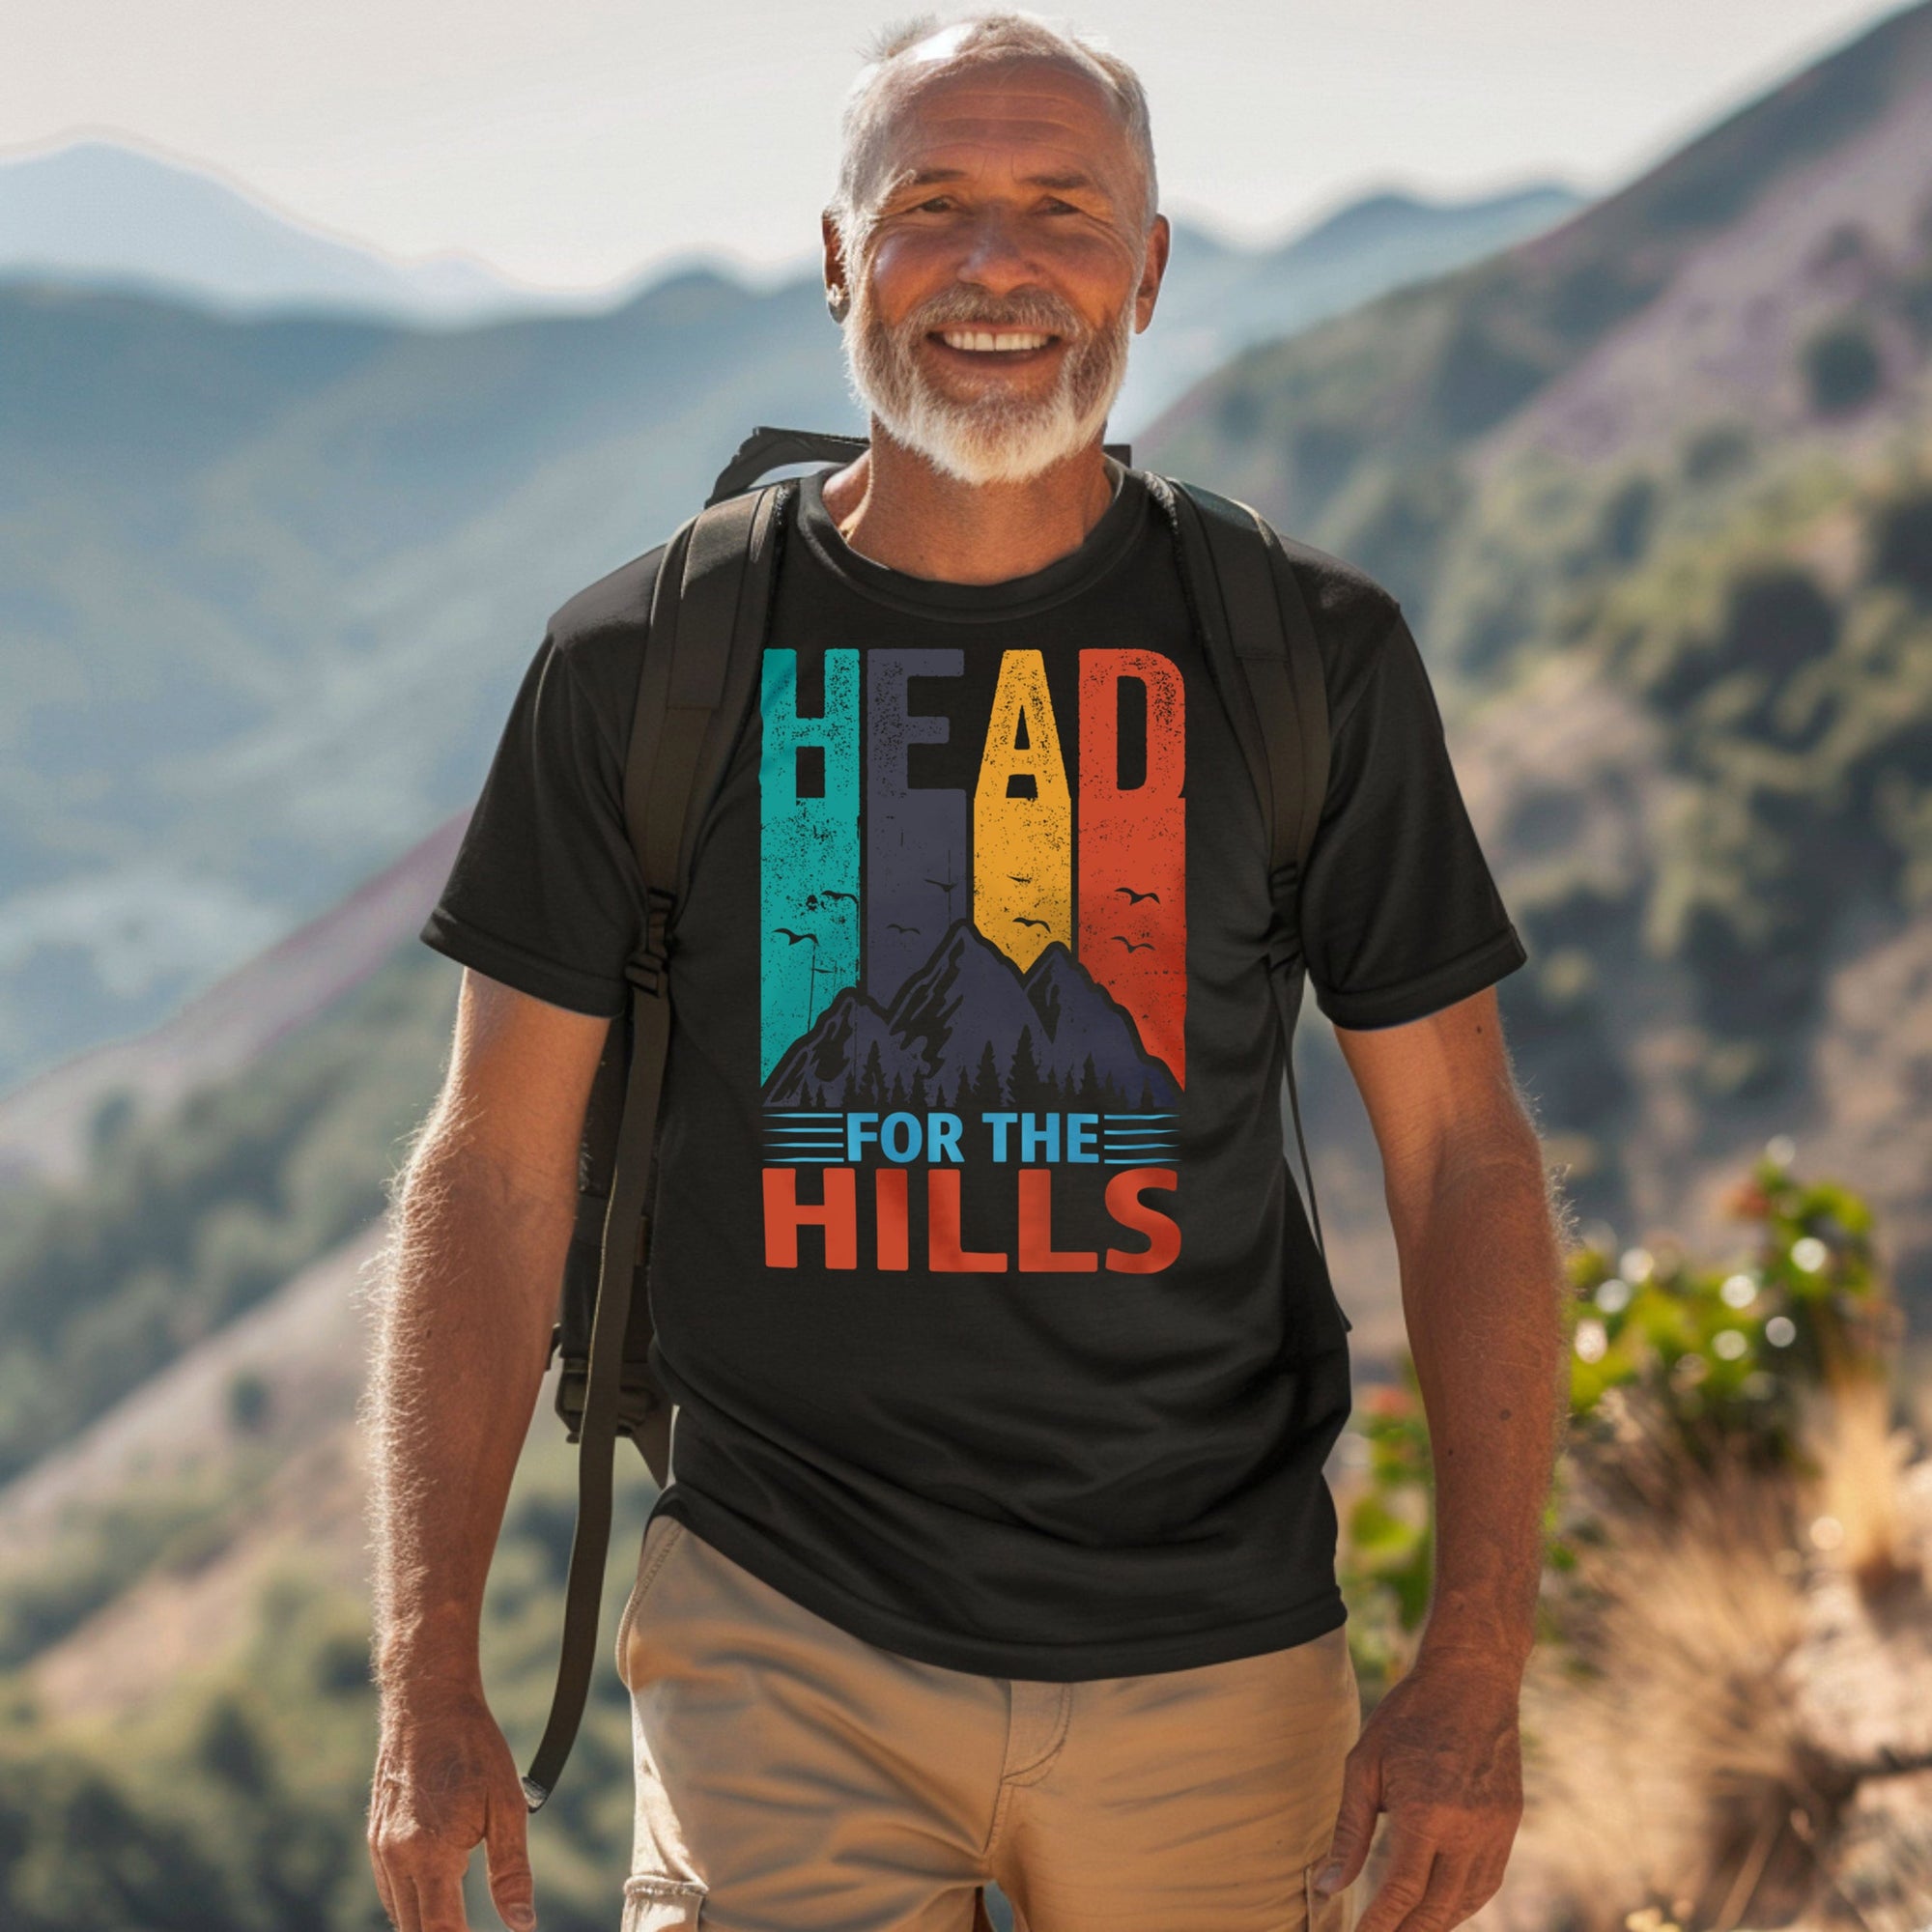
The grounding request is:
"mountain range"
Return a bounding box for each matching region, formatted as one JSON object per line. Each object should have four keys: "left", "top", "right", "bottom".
{"left": 0, "top": 135, "right": 1580, "bottom": 365}
{"left": 762, "top": 920, "right": 1180, "bottom": 1114}
{"left": 0, "top": 150, "right": 1577, "bottom": 1094}
{"left": 0, "top": 139, "right": 626, "bottom": 324}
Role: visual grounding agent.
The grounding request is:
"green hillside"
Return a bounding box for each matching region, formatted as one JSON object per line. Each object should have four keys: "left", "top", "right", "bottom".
{"left": 0, "top": 944, "right": 651, "bottom": 1929}
{"left": 1146, "top": 0, "right": 1932, "bottom": 1302}
{"left": 0, "top": 269, "right": 857, "bottom": 1094}
{"left": 0, "top": 1430, "right": 656, "bottom": 1932}
{"left": 0, "top": 945, "right": 455, "bottom": 1485}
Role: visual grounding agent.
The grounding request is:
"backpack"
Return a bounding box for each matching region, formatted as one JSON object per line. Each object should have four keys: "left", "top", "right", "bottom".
{"left": 520, "top": 427, "right": 1337, "bottom": 1809}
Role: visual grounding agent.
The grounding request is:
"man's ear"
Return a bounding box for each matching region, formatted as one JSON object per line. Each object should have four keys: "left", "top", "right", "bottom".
{"left": 822, "top": 212, "right": 849, "bottom": 311}
{"left": 1134, "top": 213, "right": 1171, "bottom": 333}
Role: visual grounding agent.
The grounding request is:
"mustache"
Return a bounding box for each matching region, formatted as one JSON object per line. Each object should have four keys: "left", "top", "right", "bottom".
{"left": 890, "top": 287, "right": 1089, "bottom": 337}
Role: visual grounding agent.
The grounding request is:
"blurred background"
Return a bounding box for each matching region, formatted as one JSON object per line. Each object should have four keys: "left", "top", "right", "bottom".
{"left": 3, "top": 2, "right": 1931, "bottom": 1926}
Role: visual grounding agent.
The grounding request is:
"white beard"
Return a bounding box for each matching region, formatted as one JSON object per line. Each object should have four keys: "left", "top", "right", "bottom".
{"left": 840, "top": 277, "right": 1135, "bottom": 486}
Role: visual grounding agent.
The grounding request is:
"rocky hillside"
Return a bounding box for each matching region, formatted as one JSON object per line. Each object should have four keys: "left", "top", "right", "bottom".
{"left": 1147, "top": 0, "right": 1932, "bottom": 1321}
{"left": 1148, "top": 0, "right": 1932, "bottom": 599}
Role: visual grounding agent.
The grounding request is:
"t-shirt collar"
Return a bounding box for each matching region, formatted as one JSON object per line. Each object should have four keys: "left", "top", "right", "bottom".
{"left": 793, "top": 453, "right": 1146, "bottom": 621}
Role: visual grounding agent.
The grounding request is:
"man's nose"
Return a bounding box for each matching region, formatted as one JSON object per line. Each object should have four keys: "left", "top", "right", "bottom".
{"left": 952, "top": 210, "right": 1039, "bottom": 295}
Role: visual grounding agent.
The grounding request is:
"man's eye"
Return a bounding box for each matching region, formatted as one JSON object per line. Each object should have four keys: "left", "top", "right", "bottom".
{"left": 916, "top": 197, "right": 954, "bottom": 213}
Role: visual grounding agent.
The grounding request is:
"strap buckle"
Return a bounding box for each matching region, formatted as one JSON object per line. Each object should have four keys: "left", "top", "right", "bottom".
{"left": 1264, "top": 910, "right": 1302, "bottom": 981}
{"left": 626, "top": 889, "right": 675, "bottom": 998}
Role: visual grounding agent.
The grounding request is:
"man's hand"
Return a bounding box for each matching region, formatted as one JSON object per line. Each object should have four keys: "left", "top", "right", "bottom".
{"left": 364, "top": 973, "right": 611, "bottom": 1930}
{"left": 369, "top": 1680, "right": 537, "bottom": 1932}
{"left": 1327, "top": 987, "right": 1561, "bottom": 1927}
{"left": 1313, "top": 1650, "right": 1523, "bottom": 1932}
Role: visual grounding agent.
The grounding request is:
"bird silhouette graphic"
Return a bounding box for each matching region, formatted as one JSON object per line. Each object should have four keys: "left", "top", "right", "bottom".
{"left": 1012, "top": 916, "right": 1052, "bottom": 931}
{"left": 1111, "top": 935, "right": 1154, "bottom": 953}
{"left": 1115, "top": 886, "right": 1161, "bottom": 905}
{"left": 923, "top": 862, "right": 963, "bottom": 920}
{"left": 1008, "top": 872, "right": 1033, "bottom": 884}
{"left": 821, "top": 890, "right": 858, "bottom": 906}
{"left": 886, "top": 922, "right": 920, "bottom": 936}
{"left": 773, "top": 927, "right": 818, "bottom": 946}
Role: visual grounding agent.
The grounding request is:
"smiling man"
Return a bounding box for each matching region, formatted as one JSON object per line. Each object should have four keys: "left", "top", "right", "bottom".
{"left": 367, "top": 13, "right": 1567, "bottom": 1932}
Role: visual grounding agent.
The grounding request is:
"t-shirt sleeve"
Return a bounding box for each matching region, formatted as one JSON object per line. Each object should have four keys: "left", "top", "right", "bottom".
{"left": 418, "top": 632, "right": 644, "bottom": 1019}
{"left": 1297, "top": 607, "right": 1528, "bottom": 1031}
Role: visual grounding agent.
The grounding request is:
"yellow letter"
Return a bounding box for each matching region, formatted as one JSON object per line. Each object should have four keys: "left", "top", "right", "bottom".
{"left": 974, "top": 651, "right": 1071, "bottom": 970}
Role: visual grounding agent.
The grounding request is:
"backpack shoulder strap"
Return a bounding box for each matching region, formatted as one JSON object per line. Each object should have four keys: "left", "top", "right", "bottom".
{"left": 709, "top": 426, "right": 868, "bottom": 506}
{"left": 523, "top": 480, "right": 785, "bottom": 1813}
{"left": 627, "top": 481, "right": 786, "bottom": 901}
{"left": 1159, "top": 478, "right": 1328, "bottom": 883}
{"left": 1144, "top": 474, "right": 1333, "bottom": 1266}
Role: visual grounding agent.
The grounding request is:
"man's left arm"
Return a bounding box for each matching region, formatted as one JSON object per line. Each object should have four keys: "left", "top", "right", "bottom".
{"left": 1315, "top": 982, "right": 1570, "bottom": 1932}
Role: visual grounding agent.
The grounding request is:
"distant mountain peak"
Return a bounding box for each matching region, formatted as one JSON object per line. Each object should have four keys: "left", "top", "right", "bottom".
{"left": 0, "top": 138, "right": 628, "bottom": 325}
{"left": 761, "top": 919, "right": 1179, "bottom": 1113}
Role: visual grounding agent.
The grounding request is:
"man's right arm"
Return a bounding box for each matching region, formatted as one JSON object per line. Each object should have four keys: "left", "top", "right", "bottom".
{"left": 365, "top": 968, "right": 614, "bottom": 1932}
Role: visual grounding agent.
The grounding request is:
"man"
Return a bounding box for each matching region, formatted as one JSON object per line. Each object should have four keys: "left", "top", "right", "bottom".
{"left": 367, "top": 13, "right": 1568, "bottom": 1932}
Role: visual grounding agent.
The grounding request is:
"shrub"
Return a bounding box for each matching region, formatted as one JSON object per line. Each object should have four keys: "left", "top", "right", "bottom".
{"left": 1802, "top": 320, "right": 1883, "bottom": 414}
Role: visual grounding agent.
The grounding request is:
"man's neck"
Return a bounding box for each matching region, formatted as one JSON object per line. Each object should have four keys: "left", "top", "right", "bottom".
{"left": 817, "top": 427, "right": 1118, "bottom": 585}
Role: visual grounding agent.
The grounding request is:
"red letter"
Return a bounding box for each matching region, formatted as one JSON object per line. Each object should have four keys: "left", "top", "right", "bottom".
{"left": 1079, "top": 650, "right": 1186, "bottom": 1087}
{"left": 1104, "top": 1169, "right": 1180, "bottom": 1273}
{"left": 763, "top": 1167, "right": 859, "bottom": 1268}
{"left": 1017, "top": 1169, "right": 1098, "bottom": 1271}
{"left": 875, "top": 1169, "right": 909, "bottom": 1271}
{"left": 926, "top": 1170, "right": 1008, "bottom": 1272}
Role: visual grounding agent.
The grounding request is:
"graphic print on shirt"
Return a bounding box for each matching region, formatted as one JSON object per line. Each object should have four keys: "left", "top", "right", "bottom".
{"left": 757, "top": 645, "right": 1186, "bottom": 1274}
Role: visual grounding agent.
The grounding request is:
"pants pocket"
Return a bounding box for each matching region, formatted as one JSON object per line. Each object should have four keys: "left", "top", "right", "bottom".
{"left": 622, "top": 1874, "right": 706, "bottom": 1930}
{"left": 614, "top": 1515, "right": 686, "bottom": 1691}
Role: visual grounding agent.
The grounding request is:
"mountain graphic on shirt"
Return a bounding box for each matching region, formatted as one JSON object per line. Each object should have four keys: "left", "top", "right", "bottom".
{"left": 761, "top": 918, "right": 1179, "bottom": 1114}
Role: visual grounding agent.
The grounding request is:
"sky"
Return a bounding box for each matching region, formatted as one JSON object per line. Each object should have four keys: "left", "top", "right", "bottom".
{"left": 2, "top": 0, "right": 1912, "bottom": 293}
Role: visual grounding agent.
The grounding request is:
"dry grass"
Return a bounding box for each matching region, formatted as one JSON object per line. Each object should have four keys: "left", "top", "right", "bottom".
{"left": 1506, "top": 1461, "right": 1814, "bottom": 1930}
{"left": 1480, "top": 1377, "right": 1932, "bottom": 1932}
{"left": 1797, "top": 1367, "right": 1915, "bottom": 1600}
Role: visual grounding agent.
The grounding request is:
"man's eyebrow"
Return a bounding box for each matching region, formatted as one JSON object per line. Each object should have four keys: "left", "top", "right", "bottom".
{"left": 889, "top": 165, "right": 1108, "bottom": 195}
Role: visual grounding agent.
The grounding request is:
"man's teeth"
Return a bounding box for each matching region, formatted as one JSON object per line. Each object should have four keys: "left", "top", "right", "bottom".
{"left": 938, "top": 329, "right": 1053, "bottom": 353}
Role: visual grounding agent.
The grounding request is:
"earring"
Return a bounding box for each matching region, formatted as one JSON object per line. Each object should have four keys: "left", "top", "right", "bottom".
{"left": 827, "top": 283, "right": 850, "bottom": 324}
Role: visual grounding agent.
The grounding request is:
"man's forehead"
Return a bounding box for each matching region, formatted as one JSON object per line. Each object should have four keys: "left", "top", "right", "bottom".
{"left": 873, "top": 59, "right": 1137, "bottom": 185}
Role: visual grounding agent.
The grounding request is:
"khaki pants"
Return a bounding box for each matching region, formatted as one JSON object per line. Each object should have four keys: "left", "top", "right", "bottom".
{"left": 615, "top": 1512, "right": 1362, "bottom": 1932}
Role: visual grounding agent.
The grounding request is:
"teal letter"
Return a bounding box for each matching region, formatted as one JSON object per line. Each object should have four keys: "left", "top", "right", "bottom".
{"left": 761, "top": 650, "right": 861, "bottom": 1081}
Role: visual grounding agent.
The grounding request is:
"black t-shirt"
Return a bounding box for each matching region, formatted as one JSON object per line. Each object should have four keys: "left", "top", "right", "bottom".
{"left": 421, "top": 464, "right": 1528, "bottom": 1679}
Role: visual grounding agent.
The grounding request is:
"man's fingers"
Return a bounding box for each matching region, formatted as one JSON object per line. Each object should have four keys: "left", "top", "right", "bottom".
{"left": 368, "top": 1843, "right": 404, "bottom": 1932}
{"left": 1350, "top": 1832, "right": 1437, "bottom": 1932}
{"left": 484, "top": 1779, "right": 539, "bottom": 1931}
{"left": 384, "top": 1868, "right": 427, "bottom": 1932}
{"left": 413, "top": 1863, "right": 472, "bottom": 1932}
{"left": 1314, "top": 1742, "right": 1383, "bottom": 1895}
{"left": 1386, "top": 1848, "right": 1474, "bottom": 1932}
{"left": 368, "top": 1791, "right": 424, "bottom": 1932}
{"left": 1462, "top": 1847, "right": 1513, "bottom": 1918}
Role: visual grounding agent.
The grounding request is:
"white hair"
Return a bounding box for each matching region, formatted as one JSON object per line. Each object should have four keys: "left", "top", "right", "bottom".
{"left": 826, "top": 10, "right": 1159, "bottom": 268}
